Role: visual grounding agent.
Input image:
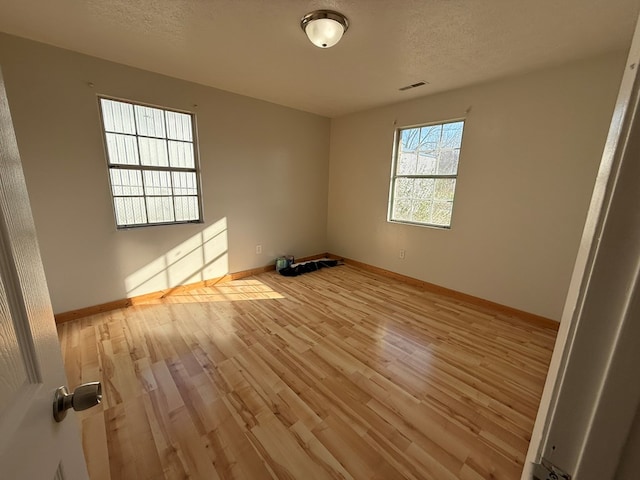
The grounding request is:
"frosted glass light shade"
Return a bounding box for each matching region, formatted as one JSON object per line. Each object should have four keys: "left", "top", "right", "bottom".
{"left": 305, "top": 18, "right": 344, "bottom": 48}
{"left": 301, "top": 10, "right": 349, "bottom": 48}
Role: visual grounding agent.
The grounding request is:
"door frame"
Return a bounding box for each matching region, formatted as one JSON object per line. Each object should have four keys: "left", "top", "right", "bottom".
{"left": 523, "top": 12, "right": 640, "bottom": 480}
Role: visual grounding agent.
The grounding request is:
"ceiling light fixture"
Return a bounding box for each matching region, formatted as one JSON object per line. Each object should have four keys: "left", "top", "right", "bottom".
{"left": 300, "top": 10, "right": 349, "bottom": 48}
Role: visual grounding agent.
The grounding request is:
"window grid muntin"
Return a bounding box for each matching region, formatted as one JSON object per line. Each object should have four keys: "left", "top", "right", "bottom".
{"left": 99, "top": 97, "right": 202, "bottom": 228}
{"left": 389, "top": 119, "right": 464, "bottom": 229}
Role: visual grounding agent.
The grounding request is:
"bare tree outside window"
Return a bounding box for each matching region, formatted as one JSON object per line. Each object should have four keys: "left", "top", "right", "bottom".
{"left": 389, "top": 120, "right": 465, "bottom": 228}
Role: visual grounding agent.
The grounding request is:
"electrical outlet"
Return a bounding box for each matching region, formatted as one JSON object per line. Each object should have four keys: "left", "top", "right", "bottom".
{"left": 256, "top": 244, "right": 262, "bottom": 254}
{"left": 399, "top": 249, "right": 406, "bottom": 259}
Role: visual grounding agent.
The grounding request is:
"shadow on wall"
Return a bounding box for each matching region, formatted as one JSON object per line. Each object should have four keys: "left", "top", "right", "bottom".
{"left": 125, "top": 217, "right": 230, "bottom": 297}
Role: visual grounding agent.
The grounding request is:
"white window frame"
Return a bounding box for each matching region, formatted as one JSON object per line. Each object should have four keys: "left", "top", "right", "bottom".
{"left": 388, "top": 118, "right": 465, "bottom": 229}
{"left": 98, "top": 96, "right": 203, "bottom": 229}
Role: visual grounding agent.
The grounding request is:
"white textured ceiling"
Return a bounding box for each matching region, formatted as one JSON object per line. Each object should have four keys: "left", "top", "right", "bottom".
{"left": 0, "top": 0, "right": 639, "bottom": 117}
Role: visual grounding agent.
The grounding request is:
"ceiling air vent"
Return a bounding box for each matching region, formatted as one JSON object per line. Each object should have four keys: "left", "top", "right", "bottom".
{"left": 399, "top": 81, "right": 427, "bottom": 91}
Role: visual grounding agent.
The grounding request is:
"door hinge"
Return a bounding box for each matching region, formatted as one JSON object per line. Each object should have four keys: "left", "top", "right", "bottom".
{"left": 532, "top": 458, "right": 571, "bottom": 480}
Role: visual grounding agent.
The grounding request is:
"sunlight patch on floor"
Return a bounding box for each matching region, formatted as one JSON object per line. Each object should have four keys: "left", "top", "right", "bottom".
{"left": 140, "top": 278, "right": 285, "bottom": 304}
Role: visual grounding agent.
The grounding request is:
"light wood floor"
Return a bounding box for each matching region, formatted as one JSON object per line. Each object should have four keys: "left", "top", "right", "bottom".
{"left": 58, "top": 264, "right": 557, "bottom": 480}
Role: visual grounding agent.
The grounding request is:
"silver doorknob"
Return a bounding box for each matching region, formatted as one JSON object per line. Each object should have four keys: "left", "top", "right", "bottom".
{"left": 53, "top": 382, "right": 102, "bottom": 422}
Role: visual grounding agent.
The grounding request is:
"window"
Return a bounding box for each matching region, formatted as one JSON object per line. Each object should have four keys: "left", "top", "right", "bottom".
{"left": 98, "top": 97, "right": 202, "bottom": 228}
{"left": 388, "top": 120, "right": 465, "bottom": 228}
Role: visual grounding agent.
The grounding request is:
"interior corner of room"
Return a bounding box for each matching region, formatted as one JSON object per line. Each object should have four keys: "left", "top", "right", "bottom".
{"left": 0, "top": 34, "right": 626, "bottom": 325}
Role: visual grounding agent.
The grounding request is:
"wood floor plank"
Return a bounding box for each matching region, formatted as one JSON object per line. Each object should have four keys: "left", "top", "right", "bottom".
{"left": 59, "top": 264, "right": 556, "bottom": 479}
{"left": 125, "top": 395, "right": 165, "bottom": 479}
{"left": 104, "top": 402, "right": 137, "bottom": 479}
{"left": 82, "top": 411, "right": 111, "bottom": 480}
{"left": 143, "top": 389, "right": 190, "bottom": 479}
{"left": 203, "top": 396, "right": 273, "bottom": 479}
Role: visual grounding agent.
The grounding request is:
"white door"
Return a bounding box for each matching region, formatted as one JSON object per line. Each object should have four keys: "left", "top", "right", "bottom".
{"left": 0, "top": 68, "right": 89, "bottom": 479}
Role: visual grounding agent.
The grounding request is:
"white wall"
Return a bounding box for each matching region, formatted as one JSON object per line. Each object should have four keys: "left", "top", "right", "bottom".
{"left": 0, "top": 31, "right": 626, "bottom": 320}
{"left": 327, "top": 52, "right": 626, "bottom": 320}
{"left": 0, "top": 33, "right": 330, "bottom": 314}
